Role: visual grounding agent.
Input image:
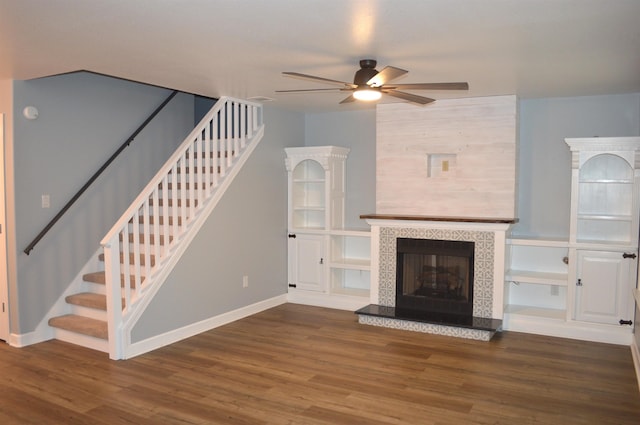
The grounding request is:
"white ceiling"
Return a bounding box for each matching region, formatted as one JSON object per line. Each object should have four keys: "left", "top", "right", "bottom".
{"left": 1, "top": 0, "right": 639, "bottom": 113}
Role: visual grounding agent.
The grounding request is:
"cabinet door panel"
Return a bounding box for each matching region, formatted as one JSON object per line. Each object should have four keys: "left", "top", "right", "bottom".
{"left": 289, "top": 234, "right": 325, "bottom": 292}
{"left": 575, "top": 250, "right": 634, "bottom": 325}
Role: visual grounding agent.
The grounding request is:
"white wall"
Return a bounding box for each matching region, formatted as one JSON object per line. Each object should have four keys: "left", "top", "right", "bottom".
{"left": 513, "top": 93, "right": 640, "bottom": 237}
{"left": 11, "top": 73, "right": 195, "bottom": 333}
{"left": 131, "top": 105, "right": 304, "bottom": 340}
{"left": 304, "top": 109, "right": 376, "bottom": 229}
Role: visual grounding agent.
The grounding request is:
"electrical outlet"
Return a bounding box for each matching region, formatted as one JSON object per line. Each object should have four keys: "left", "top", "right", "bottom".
{"left": 243, "top": 275, "right": 249, "bottom": 288}
{"left": 41, "top": 194, "right": 50, "bottom": 208}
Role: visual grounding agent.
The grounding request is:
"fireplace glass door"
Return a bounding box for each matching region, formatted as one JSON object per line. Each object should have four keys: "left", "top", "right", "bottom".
{"left": 396, "top": 238, "right": 474, "bottom": 316}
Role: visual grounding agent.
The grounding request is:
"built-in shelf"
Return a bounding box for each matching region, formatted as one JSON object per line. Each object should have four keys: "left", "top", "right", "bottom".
{"left": 578, "top": 214, "right": 633, "bottom": 221}
{"left": 329, "top": 259, "right": 370, "bottom": 269}
{"left": 504, "top": 304, "right": 566, "bottom": 321}
{"left": 506, "top": 239, "right": 569, "bottom": 287}
{"left": 507, "top": 237, "right": 568, "bottom": 247}
{"left": 293, "top": 179, "right": 325, "bottom": 183}
{"left": 360, "top": 214, "right": 517, "bottom": 224}
{"left": 286, "top": 146, "right": 370, "bottom": 310}
{"left": 579, "top": 179, "right": 633, "bottom": 184}
{"left": 506, "top": 270, "right": 568, "bottom": 286}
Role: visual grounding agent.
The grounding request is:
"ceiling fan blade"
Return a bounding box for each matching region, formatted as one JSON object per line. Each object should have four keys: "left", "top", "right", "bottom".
{"left": 339, "top": 94, "right": 356, "bottom": 104}
{"left": 282, "top": 72, "right": 356, "bottom": 88}
{"left": 367, "top": 66, "right": 408, "bottom": 87}
{"left": 386, "top": 82, "right": 469, "bottom": 90}
{"left": 383, "top": 89, "right": 435, "bottom": 105}
{"left": 276, "top": 88, "right": 342, "bottom": 93}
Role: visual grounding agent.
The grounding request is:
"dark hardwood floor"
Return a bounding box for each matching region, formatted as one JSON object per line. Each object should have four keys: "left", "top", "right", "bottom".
{"left": 0, "top": 303, "right": 638, "bottom": 424}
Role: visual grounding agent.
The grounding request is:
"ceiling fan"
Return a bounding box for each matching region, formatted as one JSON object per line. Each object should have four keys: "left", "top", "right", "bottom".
{"left": 276, "top": 59, "right": 469, "bottom": 105}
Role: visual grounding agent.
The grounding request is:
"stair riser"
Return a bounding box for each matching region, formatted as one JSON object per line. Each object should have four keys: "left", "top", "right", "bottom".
{"left": 68, "top": 305, "right": 108, "bottom": 321}
{"left": 80, "top": 281, "right": 106, "bottom": 295}
{"left": 148, "top": 199, "right": 198, "bottom": 208}
{"left": 98, "top": 253, "right": 157, "bottom": 267}
{"left": 118, "top": 244, "right": 170, "bottom": 258}
{"left": 136, "top": 215, "right": 183, "bottom": 227}
{"left": 83, "top": 272, "right": 146, "bottom": 290}
{"left": 51, "top": 328, "right": 109, "bottom": 353}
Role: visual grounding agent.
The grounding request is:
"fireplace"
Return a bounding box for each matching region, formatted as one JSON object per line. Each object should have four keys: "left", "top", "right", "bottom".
{"left": 356, "top": 215, "right": 515, "bottom": 341}
{"left": 395, "top": 238, "right": 474, "bottom": 318}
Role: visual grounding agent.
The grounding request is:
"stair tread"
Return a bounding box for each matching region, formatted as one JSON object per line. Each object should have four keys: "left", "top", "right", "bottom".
{"left": 49, "top": 314, "right": 108, "bottom": 340}
{"left": 66, "top": 292, "right": 126, "bottom": 310}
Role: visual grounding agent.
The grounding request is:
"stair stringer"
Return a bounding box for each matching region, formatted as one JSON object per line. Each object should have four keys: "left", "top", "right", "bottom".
{"left": 115, "top": 125, "right": 265, "bottom": 359}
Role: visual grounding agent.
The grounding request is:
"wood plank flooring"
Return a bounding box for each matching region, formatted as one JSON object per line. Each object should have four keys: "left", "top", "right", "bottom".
{"left": 0, "top": 303, "right": 639, "bottom": 424}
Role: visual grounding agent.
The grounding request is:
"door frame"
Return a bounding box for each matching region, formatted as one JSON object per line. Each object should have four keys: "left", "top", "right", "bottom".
{"left": 0, "top": 114, "right": 9, "bottom": 341}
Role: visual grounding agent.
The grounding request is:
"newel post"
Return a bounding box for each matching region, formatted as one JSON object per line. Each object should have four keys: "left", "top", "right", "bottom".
{"left": 103, "top": 237, "right": 124, "bottom": 360}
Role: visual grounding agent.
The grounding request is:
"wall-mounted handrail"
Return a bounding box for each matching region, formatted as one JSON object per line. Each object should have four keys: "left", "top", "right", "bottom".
{"left": 23, "top": 90, "right": 179, "bottom": 255}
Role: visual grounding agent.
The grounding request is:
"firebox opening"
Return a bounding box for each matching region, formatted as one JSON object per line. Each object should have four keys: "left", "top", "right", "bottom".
{"left": 396, "top": 238, "right": 474, "bottom": 317}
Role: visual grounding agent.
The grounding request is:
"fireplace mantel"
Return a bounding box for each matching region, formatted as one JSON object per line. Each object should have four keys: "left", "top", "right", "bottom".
{"left": 360, "top": 214, "right": 517, "bottom": 225}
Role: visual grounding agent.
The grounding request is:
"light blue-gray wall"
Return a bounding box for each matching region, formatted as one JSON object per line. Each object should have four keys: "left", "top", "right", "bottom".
{"left": 304, "top": 95, "right": 640, "bottom": 238}
{"left": 513, "top": 93, "right": 640, "bottom": 237}
{"left": 11, "top": 73, "right": 194, "bottom": 332}
{"left": 131, "top": 105, "right": 304, "bottom": 341}
{"left": 305, "top": 109, "right": 376, "bottom": 229}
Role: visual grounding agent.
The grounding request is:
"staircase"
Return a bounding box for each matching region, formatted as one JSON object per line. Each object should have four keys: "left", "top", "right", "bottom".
{"left": 48, "top": 97, "right": 264, "bottom": 359}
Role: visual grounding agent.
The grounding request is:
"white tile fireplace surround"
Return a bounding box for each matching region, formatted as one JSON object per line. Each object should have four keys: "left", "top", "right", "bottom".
{"left": 357, "top": 215, "right": 514, "bottom": 341}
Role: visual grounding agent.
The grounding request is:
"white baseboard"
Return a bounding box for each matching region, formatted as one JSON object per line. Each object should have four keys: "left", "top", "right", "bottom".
{"left": 122, "top": 294, "right": 287, "bottom": 359}
{"left": 9, "top": 329, "right": 53, "bottom": 348}
{"left": 503, "top": 313, "right": 633, "bottom": 345}
{"left": 287, "top": 291, "right": 370, "bottom": 311}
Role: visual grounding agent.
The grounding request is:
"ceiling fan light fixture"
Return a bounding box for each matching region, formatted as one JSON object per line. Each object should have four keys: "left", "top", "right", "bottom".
{"left": 353, "top": 87, "right": 382, "bottom": 101}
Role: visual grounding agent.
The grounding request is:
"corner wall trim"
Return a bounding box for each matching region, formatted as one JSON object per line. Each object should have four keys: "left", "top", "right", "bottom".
{"left": 631, "top": 339, "right": 640, "bottom": 393}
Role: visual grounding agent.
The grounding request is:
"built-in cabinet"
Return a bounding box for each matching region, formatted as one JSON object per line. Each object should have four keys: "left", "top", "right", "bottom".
{"left": 285, "top": 146, "right": 371, "bottom": 310}
{"left": 505, "top": 137, "right": 640, "bottom": 344}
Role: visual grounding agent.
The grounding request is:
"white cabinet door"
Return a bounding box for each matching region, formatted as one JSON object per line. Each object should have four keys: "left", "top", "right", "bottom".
{"left": 289, "top": 234, "right": 326, "bottom": 292}
{"left": 575, "top": 250, "right": 636, "bottom": 325}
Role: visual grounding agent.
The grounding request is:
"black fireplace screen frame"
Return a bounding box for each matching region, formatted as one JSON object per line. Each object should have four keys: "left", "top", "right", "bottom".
{"left": 395, "top": 238, "right": 475, "bottom": 317}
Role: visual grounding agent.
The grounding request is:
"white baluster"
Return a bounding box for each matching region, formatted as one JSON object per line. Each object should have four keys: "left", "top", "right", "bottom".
{"left": 240, "top": 104, "right": 246, "bottom": 149}
{"left": 132, "top": 206, "right": 142, "bottom": 292}
{"left": 180, "top": 155, "right": 188, "bottom": 228}
{"left": 219, "top": 106, "right": 227, "bottom": 176}
{"left": 204, "top": 119, "right": 212, "bottom": 193}
{"left": 143, "top": 196, "right": 152, "bottom": 281}
{"left": 226, "top": 102, "right": 233, "bottom": 168}
{"left": 160, "top": 177, "right": 169, "bottom": 258}
{"left": 211, "top": 113, "right": 219, "bottom": 188}
{"left": 171, "top": 163, "right": 178, "bottom": 251}
{"left": 122, "top": 226, "right": 131, "bottom": 305}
